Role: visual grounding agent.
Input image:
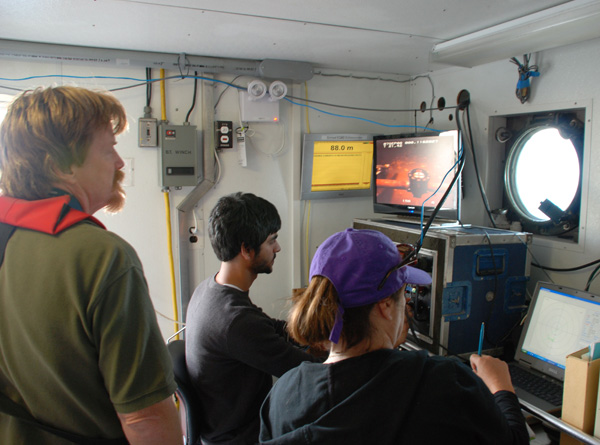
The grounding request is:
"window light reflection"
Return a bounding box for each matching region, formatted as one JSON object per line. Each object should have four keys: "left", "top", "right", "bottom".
{"left": 514, "top": 128, "right": 579, "bottom": 221}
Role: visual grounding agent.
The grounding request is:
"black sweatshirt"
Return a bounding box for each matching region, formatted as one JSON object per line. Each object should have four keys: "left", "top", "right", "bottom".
{"left": 260, "top": 349, "right": 528, "bottom": 445}
{"left": 186, "top": 276, "right": 319, "bottom": 445}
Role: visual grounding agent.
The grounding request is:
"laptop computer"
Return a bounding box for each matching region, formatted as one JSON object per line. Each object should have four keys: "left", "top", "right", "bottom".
{"left": 509, "top": 281, "right": 600, "bottom": 413}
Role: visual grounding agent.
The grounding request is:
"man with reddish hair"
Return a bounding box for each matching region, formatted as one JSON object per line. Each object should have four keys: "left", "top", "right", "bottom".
{"left": 0, "top": 86, "right": 182, "bottom": 444}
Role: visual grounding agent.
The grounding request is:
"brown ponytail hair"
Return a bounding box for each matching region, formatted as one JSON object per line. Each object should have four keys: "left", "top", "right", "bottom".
{"left": 288, "top": 276, "right": 379, "bottom": 349}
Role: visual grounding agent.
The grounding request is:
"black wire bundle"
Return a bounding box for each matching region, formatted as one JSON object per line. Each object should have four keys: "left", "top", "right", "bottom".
{"left": 413, "top": 105, "right": 466, "bottom": 257}
{"left": 185, "top": 71, "right": 198, "bottom": 123}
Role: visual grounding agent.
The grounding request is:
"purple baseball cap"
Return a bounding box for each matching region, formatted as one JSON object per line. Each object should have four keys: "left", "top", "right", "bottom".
{"left": 310, "top": 228, "right": 432, "bottom": 343}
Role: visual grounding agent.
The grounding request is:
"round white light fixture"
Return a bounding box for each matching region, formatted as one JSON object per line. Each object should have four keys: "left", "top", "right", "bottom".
{"left": 268, "top": 81, "right": 287, "bottom": 100}
{"left": 247, "top": 80, "right": 267, "bottom": 100}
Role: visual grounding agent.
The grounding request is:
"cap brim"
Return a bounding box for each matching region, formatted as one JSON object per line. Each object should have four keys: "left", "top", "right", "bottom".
{"left": 403, "top": 265, "right": 432, "bottom": 286}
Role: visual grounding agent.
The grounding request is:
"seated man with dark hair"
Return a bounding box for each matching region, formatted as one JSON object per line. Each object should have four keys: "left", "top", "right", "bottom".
{"left": 186, "top": 192, "right": 321, "bottom": 445}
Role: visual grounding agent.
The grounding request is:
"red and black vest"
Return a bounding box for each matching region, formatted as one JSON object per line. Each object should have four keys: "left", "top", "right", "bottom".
{"left": 0, "top": 195, "right": 105, "bottom": 265}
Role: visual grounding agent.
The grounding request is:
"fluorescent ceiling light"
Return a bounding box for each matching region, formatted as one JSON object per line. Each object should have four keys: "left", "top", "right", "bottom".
{"left": 431, "top": 0, "right": 600, "bottom": 67}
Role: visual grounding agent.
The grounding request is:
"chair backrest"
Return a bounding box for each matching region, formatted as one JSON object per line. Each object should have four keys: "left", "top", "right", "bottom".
{"left": 167, "top": 339, "right": 202, "bottom": 445}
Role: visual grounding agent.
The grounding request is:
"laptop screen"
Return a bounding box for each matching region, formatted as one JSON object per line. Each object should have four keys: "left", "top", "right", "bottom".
{"left": 516, "top": 282, "right": 600, "bottom": 379}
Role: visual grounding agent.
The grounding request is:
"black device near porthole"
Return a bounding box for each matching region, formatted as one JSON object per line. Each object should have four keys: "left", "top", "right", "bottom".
{"left": 503, "top": 112, "right": 584, "bottom": 237}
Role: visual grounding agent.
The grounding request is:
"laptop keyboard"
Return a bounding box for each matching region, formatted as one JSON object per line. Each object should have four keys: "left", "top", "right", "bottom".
{"left": 509, "top": 363, "right": 563, "bottom": 406}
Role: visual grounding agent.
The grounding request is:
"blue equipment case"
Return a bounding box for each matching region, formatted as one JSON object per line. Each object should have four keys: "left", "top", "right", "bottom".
{"left": 353, "top": 218, "right": 532, "bottom": 356}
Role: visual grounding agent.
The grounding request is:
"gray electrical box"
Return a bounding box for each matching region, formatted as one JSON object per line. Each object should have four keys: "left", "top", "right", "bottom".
{"left": 159, "top": 124, "right": 202, "bottom": 187}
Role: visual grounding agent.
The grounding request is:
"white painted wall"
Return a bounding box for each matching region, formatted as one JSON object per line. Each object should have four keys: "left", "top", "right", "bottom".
{"left": 409, "top": 37, "right": 600, "bottom": 295}
{"left": 1, "top": 36, "right": 598, "bottom": 339}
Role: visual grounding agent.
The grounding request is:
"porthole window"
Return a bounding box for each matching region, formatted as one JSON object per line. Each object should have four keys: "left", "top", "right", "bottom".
{"left": 503, "top": 112, "right": 584, "bottom": 238}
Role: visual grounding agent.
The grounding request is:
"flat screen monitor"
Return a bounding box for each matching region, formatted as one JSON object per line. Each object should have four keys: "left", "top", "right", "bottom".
{"left": 300, "top": 133, "right": 374, "bottom": 200}
{"left": 373, "top": 130, "right": 461, "bottom": 222}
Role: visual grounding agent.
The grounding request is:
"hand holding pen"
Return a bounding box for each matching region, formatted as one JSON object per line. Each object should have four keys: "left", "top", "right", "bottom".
{"left": 471, "top": 322, "right": 515, "bottom": 394}
{"left": 478, "top": 322, "right": 485, "bottom": 356}
{"left": 470, "top": 354, "right": 515, "bottom": 394}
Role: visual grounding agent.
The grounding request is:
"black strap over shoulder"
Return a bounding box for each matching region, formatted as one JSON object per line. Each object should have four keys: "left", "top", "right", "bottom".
{"left": 0, "top": 222, "right": 16, "bottom": 268}
{"left": 0, "top": 392, "right": 127, "bottom": 444}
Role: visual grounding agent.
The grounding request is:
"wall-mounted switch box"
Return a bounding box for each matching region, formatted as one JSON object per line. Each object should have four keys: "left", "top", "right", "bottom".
{"left": 159, "top": 123, "right": 203, "bottom": 187}
{"left": 139, "top": 118, "right": 158, "bottom": 147}
{"left": 215, "top": 121, "right": 233, "bottom": 149}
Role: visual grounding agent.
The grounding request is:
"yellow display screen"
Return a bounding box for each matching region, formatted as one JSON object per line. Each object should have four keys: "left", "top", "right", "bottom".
{"left": 310, "top": 140, "right": 373, "bottom": 192}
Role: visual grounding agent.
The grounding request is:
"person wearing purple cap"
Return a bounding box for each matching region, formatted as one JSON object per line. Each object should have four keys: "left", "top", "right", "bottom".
{"left": 259, "top": 228, "right": 528, "bottom": 444}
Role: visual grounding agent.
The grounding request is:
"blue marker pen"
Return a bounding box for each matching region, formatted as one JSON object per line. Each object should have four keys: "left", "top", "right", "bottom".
{"left": 478, "top": 322, "right": 485, "bottom": 356}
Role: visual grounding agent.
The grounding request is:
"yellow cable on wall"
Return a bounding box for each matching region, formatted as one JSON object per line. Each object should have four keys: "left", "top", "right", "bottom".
{"left": 164, "top": 190, "right": 179, "bottom": 339}
{"left": 305, "top": 200, "right": 311, "bottom": 284}
{"left": 304, "top": 81, "right": 311, "bottom": 285}
{"left": 159, "top": 68, "right": 179, "bottom": 339}
{"left": 304, "top": 81, "right": 310, "bottom": 134}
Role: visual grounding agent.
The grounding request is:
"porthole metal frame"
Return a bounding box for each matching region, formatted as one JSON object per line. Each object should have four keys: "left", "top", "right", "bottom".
{"left": 503, "top": 116, "right": 583, "bottom": 236}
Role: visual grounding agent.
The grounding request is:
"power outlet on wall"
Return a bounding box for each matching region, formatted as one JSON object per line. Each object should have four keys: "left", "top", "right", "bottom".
{"left": 215, "top": 121, "right": 233, "bottom": 149}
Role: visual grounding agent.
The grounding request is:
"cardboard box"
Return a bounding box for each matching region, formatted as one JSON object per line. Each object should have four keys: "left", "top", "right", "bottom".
{"left": 561, "top": 347, "right": 600, "bottom": 444}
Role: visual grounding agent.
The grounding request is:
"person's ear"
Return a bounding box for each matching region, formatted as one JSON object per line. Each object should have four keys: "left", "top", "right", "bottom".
{"left": 376, "top": 297, "right": 395, "bottom": 321}
{"left": 240, "top": 243, "right": 255, "bottom": 260}
{"left": 52, "top": 164, "right": 76, "bottom": 185}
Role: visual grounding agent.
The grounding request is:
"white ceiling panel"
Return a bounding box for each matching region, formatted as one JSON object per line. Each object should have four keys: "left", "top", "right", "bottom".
{"left": 0, "top": 0, "right": 584, "bottom": 76}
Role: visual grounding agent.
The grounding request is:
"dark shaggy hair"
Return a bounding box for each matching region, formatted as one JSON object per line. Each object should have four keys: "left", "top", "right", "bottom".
{"left": 208, "top": 192, "right": 281, "bottom": 261}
